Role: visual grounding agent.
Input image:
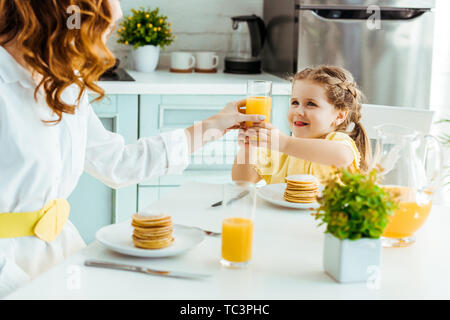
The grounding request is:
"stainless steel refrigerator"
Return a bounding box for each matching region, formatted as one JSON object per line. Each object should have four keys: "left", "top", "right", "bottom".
{"left": 263, "top": 0, "right": 435, "bottom": 109}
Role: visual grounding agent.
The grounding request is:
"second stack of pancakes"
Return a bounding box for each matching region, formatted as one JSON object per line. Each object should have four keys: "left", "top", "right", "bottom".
{"left": 284, "top": 174, "right": 320, "bottom": 203}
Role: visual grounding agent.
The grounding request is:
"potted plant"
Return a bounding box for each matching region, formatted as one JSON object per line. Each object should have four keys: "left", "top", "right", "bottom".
{"left": 315, "top": 168, "right": 398, "bottom": 283}
{"left": 117, "top": 7, "right": 175, "bottom": 72}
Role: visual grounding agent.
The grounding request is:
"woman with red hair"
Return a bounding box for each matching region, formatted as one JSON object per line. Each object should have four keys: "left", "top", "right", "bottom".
{"left": 0, "top": 0, "right": 263, "bottom": 296}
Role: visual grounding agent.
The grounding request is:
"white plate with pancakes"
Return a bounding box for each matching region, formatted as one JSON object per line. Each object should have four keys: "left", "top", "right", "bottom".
{"left": 257, "top": 174, "right": 324, "bottom": 209}
{"left": 96, "top": 220, "right": 205, "bottom": 258}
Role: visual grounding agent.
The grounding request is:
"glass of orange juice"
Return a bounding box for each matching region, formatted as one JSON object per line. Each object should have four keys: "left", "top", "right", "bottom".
{"left": 220, "top": 181, "right": 256, "bottom": 268}
{"left": 245, "top": 80, "right": 272, "bottom": 127}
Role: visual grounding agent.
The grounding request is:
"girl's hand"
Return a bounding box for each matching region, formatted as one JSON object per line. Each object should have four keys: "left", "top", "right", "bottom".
{"left": 210, "top": 99, "right": 266, "bottom": 136}
{"left": 237, "top": 125, "right": 253, "bottom": 149}
{"left": 238, "top": 122, "right": 289, "bottom": 152}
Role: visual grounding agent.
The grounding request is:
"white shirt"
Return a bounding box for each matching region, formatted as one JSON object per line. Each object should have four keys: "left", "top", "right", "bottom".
{"left": 0, "top": 45, "right": 190, "bottom": 296}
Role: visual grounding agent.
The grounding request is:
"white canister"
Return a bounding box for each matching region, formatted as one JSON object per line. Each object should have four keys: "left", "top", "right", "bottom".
{"left": 132, "top": 45, "right": 160, "bottom": 72}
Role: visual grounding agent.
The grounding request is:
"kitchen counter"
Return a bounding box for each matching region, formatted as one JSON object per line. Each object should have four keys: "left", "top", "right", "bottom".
{"left": 97, "top": 69, "right": 292, "bottom": 95}
{"left": 5, "top": 182, "right": 450, "bottom": 300}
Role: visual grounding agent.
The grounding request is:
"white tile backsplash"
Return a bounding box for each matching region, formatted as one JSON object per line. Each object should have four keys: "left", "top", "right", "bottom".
{"left": 109, "top": 0, "right": 263, "bottom": 69}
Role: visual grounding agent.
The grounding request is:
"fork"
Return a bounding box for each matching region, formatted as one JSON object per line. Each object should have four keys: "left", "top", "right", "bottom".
{"left": 174, "top": 224, "right": 221, "bottom": 238}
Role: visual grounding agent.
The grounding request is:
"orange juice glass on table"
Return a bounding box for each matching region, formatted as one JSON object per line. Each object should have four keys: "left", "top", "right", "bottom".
{"left": 222, "top": 217, "right": 254, "bottom": 263}
{"left": 221, "top": 181, "right": 256, "bottom": 268}
{"left": 245, "top": 80, "right": 272, "bottom": 127}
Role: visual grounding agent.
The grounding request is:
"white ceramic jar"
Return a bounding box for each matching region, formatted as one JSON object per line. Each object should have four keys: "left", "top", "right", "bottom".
{"left": 132, "top": 45, "right": 160, "bottom": 72}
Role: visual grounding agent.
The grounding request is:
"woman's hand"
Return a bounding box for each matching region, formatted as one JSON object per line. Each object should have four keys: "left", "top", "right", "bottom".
{"left": 238, "top": 122, "right": 289, "bottom": 152}
{"left": 185, "top": 99, "right": 266, "bottom": 154}
{"left": 210, "top": 99, "right": 266, "bottom": 135}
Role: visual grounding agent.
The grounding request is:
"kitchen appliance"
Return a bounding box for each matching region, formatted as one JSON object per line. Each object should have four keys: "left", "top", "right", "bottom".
{"left": 99, "top": 58, "right": 135, "bottom": 81}
{"left": 263, "top": 0, "right": 435, "bottom": 109}
{"left": 224, "top": 15, "right": 266, "bottom": 74}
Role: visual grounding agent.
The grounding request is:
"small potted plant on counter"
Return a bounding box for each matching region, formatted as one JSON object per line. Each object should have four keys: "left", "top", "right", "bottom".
{"left": 315, "top": 168, "right": 398, "bottom": 283}
{"left": 117, "top": 7, "right": 175, "bottom": 72}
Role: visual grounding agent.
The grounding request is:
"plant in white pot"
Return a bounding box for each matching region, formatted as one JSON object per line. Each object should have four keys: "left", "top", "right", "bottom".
{"left": 315, "top": 168, "right": 398, "bottom": 283}
{"left": 117, "top": 7, "right": 175, "bottom": 72}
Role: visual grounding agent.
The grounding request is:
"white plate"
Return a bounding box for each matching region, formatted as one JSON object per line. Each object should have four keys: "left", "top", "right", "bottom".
{"left": 96, "top": 221, "right": 205, "bottom": 258}
{"left": 257, "top": 183, "right": 323, "bottom": 210}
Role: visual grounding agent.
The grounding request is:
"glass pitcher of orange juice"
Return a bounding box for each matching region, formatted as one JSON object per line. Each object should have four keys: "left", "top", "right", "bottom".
{"left": 246, "top": 80, "right": 272, "bottom": 127}
{"left": 221, "top": 181, "right": 256, "bottom": 268}
{"left": 372, "top": 124, "right": 442, "bottom": 247}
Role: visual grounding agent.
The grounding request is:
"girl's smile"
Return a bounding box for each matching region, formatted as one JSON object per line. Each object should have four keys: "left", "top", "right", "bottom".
{"left": 293, "top": 119, "right": 309, "bottom": 127}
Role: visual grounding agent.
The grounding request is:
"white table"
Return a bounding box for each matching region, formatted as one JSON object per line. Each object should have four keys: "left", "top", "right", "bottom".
{"left": 5, "top": 182, "right": 450, "bottom": 300}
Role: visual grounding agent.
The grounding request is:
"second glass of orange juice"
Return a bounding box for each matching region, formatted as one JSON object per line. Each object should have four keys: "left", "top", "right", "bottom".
{"left": 246, "top": 80, "right": 272, "bottom": 127}
{"left": 221, "top": 181, "right": 256, "bottom": 268}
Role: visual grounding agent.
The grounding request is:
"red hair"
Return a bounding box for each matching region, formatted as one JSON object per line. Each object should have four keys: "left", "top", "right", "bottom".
{"left": 0, "top": 0, "right": 116, "bottom": 123}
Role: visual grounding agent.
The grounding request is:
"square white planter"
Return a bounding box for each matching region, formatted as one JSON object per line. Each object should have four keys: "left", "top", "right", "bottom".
{"left": 323, "top": 233, "right": 382, "bottom": 283}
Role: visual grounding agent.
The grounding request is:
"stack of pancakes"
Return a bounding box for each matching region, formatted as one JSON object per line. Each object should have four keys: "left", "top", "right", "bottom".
{"left": 284, "top": 175, "right": 320, "bottom": 203}
{"left": 131, "top": 213, "right": 174, "bottom": 249}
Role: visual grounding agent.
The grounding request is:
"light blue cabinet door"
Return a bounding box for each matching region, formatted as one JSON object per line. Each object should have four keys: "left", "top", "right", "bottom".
{"left": 271, "top": 95, "right": 291, "bottom": 135}
{"left": 68, "top": 95, "right": 138, "bottom": 244}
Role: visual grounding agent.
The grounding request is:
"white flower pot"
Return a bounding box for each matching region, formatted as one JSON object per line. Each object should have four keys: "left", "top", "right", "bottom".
{"left": 132, "top": 45, "right": 160, "bottom": 72}
{"left": 323, "top": 233, "right": 382, "bottom": 283}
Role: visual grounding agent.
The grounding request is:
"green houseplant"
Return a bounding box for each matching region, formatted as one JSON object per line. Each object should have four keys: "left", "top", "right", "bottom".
{"left": 117, "top": 7, "right": 175, "bottom": 72}
{"left": 315, "top": 168, "right": 398, "bottom": 283}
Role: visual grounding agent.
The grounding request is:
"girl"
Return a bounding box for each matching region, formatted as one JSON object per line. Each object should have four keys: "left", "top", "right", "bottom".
{"left": 232, "top": 65, "right": 371, "bottom": 184}
{"left": 0, "top": 0, "right": 263, "bottom": 297}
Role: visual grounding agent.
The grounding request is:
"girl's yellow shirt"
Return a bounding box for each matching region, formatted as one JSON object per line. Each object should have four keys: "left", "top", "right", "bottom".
{"left": 253, "top": 131, "right": 361, "bottom": 184}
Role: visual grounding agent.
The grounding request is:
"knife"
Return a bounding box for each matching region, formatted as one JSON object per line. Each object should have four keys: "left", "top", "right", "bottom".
{"left": 84, "top": 260, "right": 211, "bottom": 280}
{"left": 211, "top": 190, "right": 250, "bottom": 207}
